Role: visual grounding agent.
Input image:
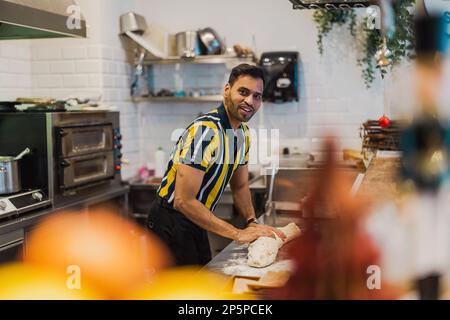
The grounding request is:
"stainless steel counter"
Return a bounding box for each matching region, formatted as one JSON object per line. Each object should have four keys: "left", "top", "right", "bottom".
{"left": 205, "top": 214, "right": 300, "bottom": 277}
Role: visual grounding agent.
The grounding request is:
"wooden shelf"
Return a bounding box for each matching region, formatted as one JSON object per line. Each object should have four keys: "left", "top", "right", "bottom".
{"left": 133, "top": 95, "right": 223, "bottom": 103}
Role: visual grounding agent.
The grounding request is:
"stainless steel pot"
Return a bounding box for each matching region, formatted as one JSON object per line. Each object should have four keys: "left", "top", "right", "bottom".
{"left": 0, "top": 156, "right": 21, "bottom": 195}
{"left": 175, "top": 31, "right": 202, "bottom": 58}
{"left": 0, "top": 148, "right": 30, "bottom": 195}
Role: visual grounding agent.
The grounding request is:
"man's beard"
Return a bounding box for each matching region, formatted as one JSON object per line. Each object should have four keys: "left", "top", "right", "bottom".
{"left": 225, "top": 95, "right": 255, "bottom": 123}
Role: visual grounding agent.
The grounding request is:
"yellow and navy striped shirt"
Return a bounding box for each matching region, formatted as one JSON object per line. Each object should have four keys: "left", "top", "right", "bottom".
{"left": 157, "top": 103, "right": 250, "bottom": 211}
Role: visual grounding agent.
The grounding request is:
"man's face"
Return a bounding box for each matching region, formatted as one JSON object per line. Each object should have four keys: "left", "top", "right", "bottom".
{"left": 223, "top": 75, "right": 264, "bottom": 124}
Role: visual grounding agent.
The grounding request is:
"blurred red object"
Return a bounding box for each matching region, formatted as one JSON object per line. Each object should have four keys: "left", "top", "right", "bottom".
{"left": 378, "top": 115, "right": 391, "bottom": 128}
{"left": 24, "top": 208, "right": 173, "bottom": 298}
{"left": 273, "top": 137, "right": 402, "bottom": 299}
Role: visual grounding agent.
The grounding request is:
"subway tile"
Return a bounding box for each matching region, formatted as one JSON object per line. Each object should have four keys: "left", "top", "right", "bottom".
{"left": 50, "top": 61, "right": 74, "bottom": 74}
{"left": 89, "top": 74, "right": 102, "bottom": 87}
{"left": 32, "top": 61, "right": 50, "bottom": 74}
{"left": 35, "top": 75, "right": 63, "bottom": 88}
{"left": 63, "top": 75, "right": 89, "bottom": 88}
{"left": 62, "top": 47, "right": 87, "bottom": 59}
{"left": 0, "top": 59, "right": 9, "bottom": 72}
{"left": 33, "top": 46, "right": 62, "bottom": 60}
{"left": 87, "top": 45, "right": 102, "bottom": 59}
{"left": 75, "top": 60, "right": 102, "bottom": 73}
{"left": 0, "top": 44, "right": 18, "bottom": 59}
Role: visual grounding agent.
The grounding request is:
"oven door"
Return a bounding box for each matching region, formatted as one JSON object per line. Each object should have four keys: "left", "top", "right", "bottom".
{"left": 58, "top": 124, "right": 113, "bottom": 157}
{"left": 59, "top": 152, "right": 115, "bottom": 189}
{"left": 0, "top": 229, "right": 24, "bottom": 263}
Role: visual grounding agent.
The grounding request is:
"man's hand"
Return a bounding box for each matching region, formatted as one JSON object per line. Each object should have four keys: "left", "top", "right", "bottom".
{"left": 235, "top": 225, "right": 287, "bottom": 244}
{"left": 235, "top": 226, "right": 277, "bottom": 244}
{"left": 248, "top": 223, "right": 287, "bottom": 241}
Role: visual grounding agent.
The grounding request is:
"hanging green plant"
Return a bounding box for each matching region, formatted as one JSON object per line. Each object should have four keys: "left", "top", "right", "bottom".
{"left": 313, "top": 1, "right": 415, "bottom": 88}
{"left": 313, "top": 9, "right": 357, "bottom": 55}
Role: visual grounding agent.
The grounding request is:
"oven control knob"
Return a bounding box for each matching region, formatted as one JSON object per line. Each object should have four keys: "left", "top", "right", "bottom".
{"left": 0, "top": 201, "right": 6, "bottom": 211}
{"left": 32, "top": 192, "right": 43, "bottom": 202}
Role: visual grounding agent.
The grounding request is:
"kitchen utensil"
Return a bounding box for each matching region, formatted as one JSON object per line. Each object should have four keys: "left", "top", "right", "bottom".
{"left": 198, "top": 27, "right": 224, "bottom": 55}
{"left": 175, "top": 31, "right": 202, "bottom": 57}
{"left": 0, "top": 148, "right": 31, "bottom": 195}
{"left": 14, "top": 148, "right": 31, "bottom": 161}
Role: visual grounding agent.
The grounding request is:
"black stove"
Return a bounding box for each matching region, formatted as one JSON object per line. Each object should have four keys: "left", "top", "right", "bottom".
{"left": 0, "top": 189, "right": 51, "bottom": 219}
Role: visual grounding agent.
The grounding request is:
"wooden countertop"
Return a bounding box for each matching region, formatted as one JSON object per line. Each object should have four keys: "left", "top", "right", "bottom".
{"left": 356, "top": 153, "right": 402, "bottom": 201}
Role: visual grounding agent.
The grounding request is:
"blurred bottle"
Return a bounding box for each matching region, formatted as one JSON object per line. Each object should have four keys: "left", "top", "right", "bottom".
{"left": 155, "top": 147, "right": 166, "bottom": 178}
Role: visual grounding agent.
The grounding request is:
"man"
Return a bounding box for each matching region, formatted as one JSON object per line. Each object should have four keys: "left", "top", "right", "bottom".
{"left": 147, "top": 64, "right": 286, "bottom": 266}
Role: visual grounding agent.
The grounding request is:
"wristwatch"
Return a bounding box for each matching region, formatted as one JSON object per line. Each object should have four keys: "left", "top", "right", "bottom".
{"left": 246, "top": 217, "right": 259, "bottom": 226}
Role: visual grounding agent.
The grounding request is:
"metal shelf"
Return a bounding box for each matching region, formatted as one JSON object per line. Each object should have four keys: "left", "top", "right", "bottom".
{"left": 289, "top": 0, "right": 370, "bottom": 10}
{"left": 143, "top": 54, "right": 255, "bottom": 65}
{"left": 133, "top": 95, "right": 223, "bottom": 103}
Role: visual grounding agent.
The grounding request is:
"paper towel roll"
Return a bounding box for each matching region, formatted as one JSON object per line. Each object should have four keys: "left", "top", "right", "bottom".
{"left": 155, "top": 147, "right": 166, "bottom": 178}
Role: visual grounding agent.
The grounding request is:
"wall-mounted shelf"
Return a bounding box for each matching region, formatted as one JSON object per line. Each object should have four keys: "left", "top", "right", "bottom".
{"left": 144, "top": 54, "right": 256, "bottom": 65}
{"left": 133, "top": 95, "right": 223, "bottom": 103}
{"left": 135, "top": 54, "right": 255, "bottom": 103}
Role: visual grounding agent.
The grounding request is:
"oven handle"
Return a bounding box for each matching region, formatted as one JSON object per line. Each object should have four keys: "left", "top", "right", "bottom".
{"left": 59, "top": 128, "right": 69, "bottom": 137}
{"left": 60, "top": 159, "right": 71, "bottom": 167}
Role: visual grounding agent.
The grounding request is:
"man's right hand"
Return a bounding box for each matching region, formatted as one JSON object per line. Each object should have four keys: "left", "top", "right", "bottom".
{"left": 235, "top": 226, "right": 277, "bottom": 244}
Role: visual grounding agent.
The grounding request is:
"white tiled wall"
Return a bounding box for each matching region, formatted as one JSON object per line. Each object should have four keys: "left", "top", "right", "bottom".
{"left": 0, "top": 0, "right": 141, "bottom": 180}
{"left": 0, "top": 41, "right": 32, "bottom": 100}
{"left": 134, "top": 0, "right": 387, "bottom": 170}
{"left": 5, "top": 0, "right": 446, "bottom": 180}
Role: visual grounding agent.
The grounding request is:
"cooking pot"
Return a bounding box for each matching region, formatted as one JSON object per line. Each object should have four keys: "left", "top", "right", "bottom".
{"left": 175, "top": 31, "right": 202, "bottom": 57}
{"left": 0, "top": 148, "right": 31, "bottom": 195}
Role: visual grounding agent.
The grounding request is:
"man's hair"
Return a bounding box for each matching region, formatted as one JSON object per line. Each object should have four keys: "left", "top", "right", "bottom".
{"left": 228, "top": 63, "right": 265, "bottom": 87}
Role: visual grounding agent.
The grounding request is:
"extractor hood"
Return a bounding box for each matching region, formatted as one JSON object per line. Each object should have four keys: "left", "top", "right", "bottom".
{"left": 0, "top": 0, "right": 87, "bottom": 39}
{"left": 289, "top": 0, "right": 371, "bottom": 9}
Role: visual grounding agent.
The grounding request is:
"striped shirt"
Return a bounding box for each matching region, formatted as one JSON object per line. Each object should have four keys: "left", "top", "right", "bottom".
{"left": 157, "top": 103, "right": 251, "bottom": 211}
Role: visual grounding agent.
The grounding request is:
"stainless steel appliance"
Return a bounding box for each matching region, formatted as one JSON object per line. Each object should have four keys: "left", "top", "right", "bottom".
{"left": 0, "top": 189, "right": 50, "bottom": 219}
{"left": 0, "top": 111, "right": 124, "bottom": 210}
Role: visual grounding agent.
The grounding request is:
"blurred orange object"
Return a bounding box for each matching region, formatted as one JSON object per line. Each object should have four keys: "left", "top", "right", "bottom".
{"left": 0, "top": 263, "right": 103, "bottom": 300}
{"left": 24, "top": 208, "right": 173, "bottom": 298}
{"left": 129, "top": 267, "right": 253, "bottom": 300}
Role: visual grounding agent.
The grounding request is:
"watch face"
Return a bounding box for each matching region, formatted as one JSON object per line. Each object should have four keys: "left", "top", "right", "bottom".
{"left": 423, "top": 0, "right": 450, "bottom": 15}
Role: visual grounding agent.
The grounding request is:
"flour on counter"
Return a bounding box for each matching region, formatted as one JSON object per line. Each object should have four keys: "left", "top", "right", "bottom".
{"left": 221, "top": 257, "right": 294, "bottom": 277}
